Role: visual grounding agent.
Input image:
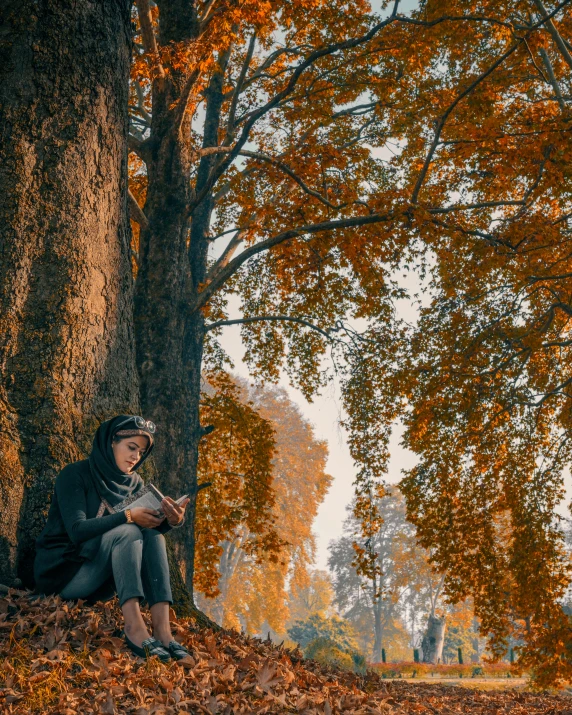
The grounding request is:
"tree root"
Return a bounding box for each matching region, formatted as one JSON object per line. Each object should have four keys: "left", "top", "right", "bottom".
{"left": 166, "top": 539, "right": 221, "bottom": 631}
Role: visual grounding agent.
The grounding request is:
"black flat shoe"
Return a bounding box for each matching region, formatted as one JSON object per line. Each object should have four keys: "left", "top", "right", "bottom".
{"left": 167, "top": 640, "right": 194, "bottom": 661}
{"left": 123, "top": 632, "right": 171, "bottom": 663}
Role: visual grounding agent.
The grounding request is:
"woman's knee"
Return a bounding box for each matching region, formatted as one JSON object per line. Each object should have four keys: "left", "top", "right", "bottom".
{"left": 108, "top": 523, "right": 143, "bottom": 544}
{"left": 142, "top": 529, "right": 166, "bottom": 546}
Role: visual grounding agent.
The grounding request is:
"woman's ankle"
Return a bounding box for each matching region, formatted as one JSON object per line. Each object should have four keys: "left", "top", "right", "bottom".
{"left": 153, "top": 628, "right": 174, "bottom": 646}
{"left": 124, "top": 621, "right": 151, "bottom": 647}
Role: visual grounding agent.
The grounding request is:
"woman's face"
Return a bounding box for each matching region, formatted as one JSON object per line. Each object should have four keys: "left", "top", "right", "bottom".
{"left": 112, "top": 435, "right": 149, "bottom": 473}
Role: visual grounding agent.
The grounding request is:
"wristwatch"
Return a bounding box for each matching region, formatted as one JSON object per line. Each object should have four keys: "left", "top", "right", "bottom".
{"left": 125, "top": 509, "right": 133, "bottom": 524}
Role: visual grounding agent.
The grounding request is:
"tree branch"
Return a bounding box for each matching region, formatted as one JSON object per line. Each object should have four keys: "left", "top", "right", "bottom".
{"left": 128, "top": 133, "right": 146, "bottom": 157}
{"left": 192, "top": 212, "right": 392, "bottom": 311}
{"left": 198, "top": 147, "right": 341, "bottom": 208}
{"left": 135, "top": 0, "right": 165, "bottom": 78}
{"left": 428, "top": 200, "right": 526, "bottom": 214}
{"left": 539, "top": 47, "right": 567, "bottom": 111}
{"left": 533, "top": 0, "right": 572, "bottom": 71}
{"left": 225, "top": 33, "right": 256, "bottom": 141}
{"left": 187, "top": 0, "right": 403, "bottom": 215}
{"left": 128, "top": 189, "right": 149, "bottom": 229}
{"left": 411, "top": 40, "right": 521, "bottom": 203}
{"left": 204, "top": 315, "right": 332, "bottom": 340}
{"left": 134, "top": 79, "right": 153, "bottom": 124}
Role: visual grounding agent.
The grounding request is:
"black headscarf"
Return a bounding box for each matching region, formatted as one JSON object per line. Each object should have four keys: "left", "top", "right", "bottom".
{"left": 88, "top": 415, "right": 155, "bottom": 507}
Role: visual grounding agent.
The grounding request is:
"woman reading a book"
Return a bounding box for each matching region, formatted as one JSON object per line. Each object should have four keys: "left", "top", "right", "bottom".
{"left": 34, "top": 415, "right": 192, "bottom": 663}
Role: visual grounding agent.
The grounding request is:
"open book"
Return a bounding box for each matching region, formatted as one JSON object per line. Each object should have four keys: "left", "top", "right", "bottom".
{"left": 114, "top": 484, "right": 188, "bottom": 518}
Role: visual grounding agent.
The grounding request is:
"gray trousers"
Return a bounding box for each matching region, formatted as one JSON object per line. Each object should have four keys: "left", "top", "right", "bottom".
{"left": 60, "top": 523, "right": 172, "bottom": 608}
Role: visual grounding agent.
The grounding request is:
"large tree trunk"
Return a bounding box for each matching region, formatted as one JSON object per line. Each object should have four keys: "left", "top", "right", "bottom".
{"left": 133, "top": 5, "right": 228, "bottom": 609}
{"left": 132, "top": 0, "right": 208, "bottom": 615}
{"left": 421, "top": 614, "right": 446, "bottom": 664}
{"left": 0, "top": 0, "right": 137, "bottom": 587}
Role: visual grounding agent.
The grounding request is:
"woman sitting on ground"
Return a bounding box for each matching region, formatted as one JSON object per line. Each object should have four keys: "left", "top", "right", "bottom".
{"left": 34, "top": 415, "right": 192, "bottom": 663}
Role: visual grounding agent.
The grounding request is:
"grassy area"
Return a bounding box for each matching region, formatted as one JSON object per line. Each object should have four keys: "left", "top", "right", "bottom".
{"left": 371, "top": 661, "right": 523, "bottom": 680}
{"left": 395, "top": 678, "right": 530, "bottom": 691}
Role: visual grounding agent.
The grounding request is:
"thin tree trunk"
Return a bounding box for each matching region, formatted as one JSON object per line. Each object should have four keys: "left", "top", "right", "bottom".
{"left": 372, "top": 575, "right": 383, "bottom": 663}
{"left": 0, "top": 0, "right": 137, "bottom": 587}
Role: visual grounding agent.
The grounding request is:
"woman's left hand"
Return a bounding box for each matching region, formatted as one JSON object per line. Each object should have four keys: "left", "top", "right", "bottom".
{"left": 161, "top": 496, "right": 190, "bottom": 526}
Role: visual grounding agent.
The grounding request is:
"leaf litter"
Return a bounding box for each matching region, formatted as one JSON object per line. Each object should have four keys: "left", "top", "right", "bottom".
{"left": 1, "top": 589, "right": 571, "bottom": 714}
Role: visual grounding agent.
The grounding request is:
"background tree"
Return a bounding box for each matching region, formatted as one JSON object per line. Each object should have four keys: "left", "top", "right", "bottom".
{"left": 287, "top": 612, "right": 358, "bottom": 653}
{"left": 329, "top": 490, "right": 460, "bottom": 663}
{"left": 196, "top": 381, "right": 331, "bottom": 633}
{"left": 0, "top": 0, "right": 137, "bottom": 587}
{"left": 329, "top": 491, "right": 421, "bottom": 663}
{"left": 287, "top": 570, "right": 335, "bottom": 624}
{"left": 368, "top": 0, "right": 572, "bottom": 686}
{"left": 442, "top": 601, "right": 479, "bottom": 664}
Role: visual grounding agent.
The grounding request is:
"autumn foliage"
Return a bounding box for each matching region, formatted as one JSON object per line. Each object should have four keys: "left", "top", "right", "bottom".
{"left": 195, "top": 381, "right": 331, "bottom": 635}
{"left": 4, "top": 590, "right": 572, "bottom": 714}
{"left": 123, "top": 0, "right": 572, "bottom": 686}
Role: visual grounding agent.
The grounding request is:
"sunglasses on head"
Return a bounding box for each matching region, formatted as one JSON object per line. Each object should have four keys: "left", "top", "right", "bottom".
{"left": 114, "top": 415, "right": 156, "bottom": 434}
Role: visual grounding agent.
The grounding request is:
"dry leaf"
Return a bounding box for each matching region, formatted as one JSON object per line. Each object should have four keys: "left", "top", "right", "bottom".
{"left": 99, "top": 692, "right": 116, "bottom": 714}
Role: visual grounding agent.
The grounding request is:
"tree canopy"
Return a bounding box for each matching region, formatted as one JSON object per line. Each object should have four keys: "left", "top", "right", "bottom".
{"left": 126, "top": 0, "right": 572, "bottom": 684}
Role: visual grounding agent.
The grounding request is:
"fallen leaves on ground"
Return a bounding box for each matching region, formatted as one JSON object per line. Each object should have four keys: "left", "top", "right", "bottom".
{"left": 0, "top": 589, "right": 571, "bottom": 714}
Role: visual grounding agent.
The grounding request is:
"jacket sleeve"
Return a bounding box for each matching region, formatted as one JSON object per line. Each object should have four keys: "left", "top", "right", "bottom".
{"left": 56, "top": 468, "right": 127, "bottom": 545}
{"left": 155, "top": 515, "right": 186, "bottom": 535}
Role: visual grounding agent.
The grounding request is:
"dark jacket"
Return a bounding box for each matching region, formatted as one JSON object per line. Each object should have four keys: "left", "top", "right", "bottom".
{"left": 34, "top": 459, "right": 176, "bottom": 596}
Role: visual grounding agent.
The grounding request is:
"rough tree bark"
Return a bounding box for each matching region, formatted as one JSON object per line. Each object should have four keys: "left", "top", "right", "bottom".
{"left": 0, "top": 0, "right": 137, "bottom": 586}
{"left": 132, "top": 1, "right": 227, "bottom": 617}
{"left": 421, "top": 614, "right": 446, "bottom": 664}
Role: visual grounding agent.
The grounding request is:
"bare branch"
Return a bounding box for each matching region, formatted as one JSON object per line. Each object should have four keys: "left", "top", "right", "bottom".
{"left": 241, "top": 46, "right": 309, "bottom": 89}
{"left": 539, "top": 47, "right": 567, "bottom": 111}
{"left": 225, "top": 33, "right": 256, "bottom": 141}
{"left": 135, "top": 0, "right": 165, "bottom": 78}
{"left": 428, "top": 200, "right": 526, "bottom": 214}
{"left": 192, "top": 212, "right": 392, "bottom": 311}
{"left": 533, "top": 0, "right": 572, "bottom": 70}
{"left": 204, "top": 315, "right": 332, "bottom": 340}
{"left": 199, "top": 0, "right": 219, "bottom": 33}
{"left": 172, "top": 63, "right": 204, "bottom": 139}
{"left": 205, "top": 226, "right": 253, "bottom": 286}
{"left": 128, "top": 189, "right": 149, "bottom": 230}
{"left": 333, "top": 101, "right": 382, "bottom": 117}
{"left": 134, "top": 80, "right": 153, "bottom": 124}
{"left": 523, "top": 38, "right": 550, "bottom": 82}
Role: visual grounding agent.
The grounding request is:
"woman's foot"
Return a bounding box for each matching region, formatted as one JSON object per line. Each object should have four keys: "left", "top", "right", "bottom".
{"left": 153, "top": 629, "right": 194, "bottom": 661}
{"left": 123, "top": 631, "right": 171, "bottom": 663}
{"left": 124, "top": 623, "right": 152, "bottom": 648}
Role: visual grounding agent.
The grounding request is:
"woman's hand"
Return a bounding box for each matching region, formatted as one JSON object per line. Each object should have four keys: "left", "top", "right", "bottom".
{"left": 161, "top": 496, "right": 190, "bottom": 526}
{"left": 130, "top": 507, "right": 166, "bottom": 528}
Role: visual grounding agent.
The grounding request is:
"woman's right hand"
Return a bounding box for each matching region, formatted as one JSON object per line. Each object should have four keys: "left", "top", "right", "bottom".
{"left": 130, "top": 507, "right": 166, "bottom": 528}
